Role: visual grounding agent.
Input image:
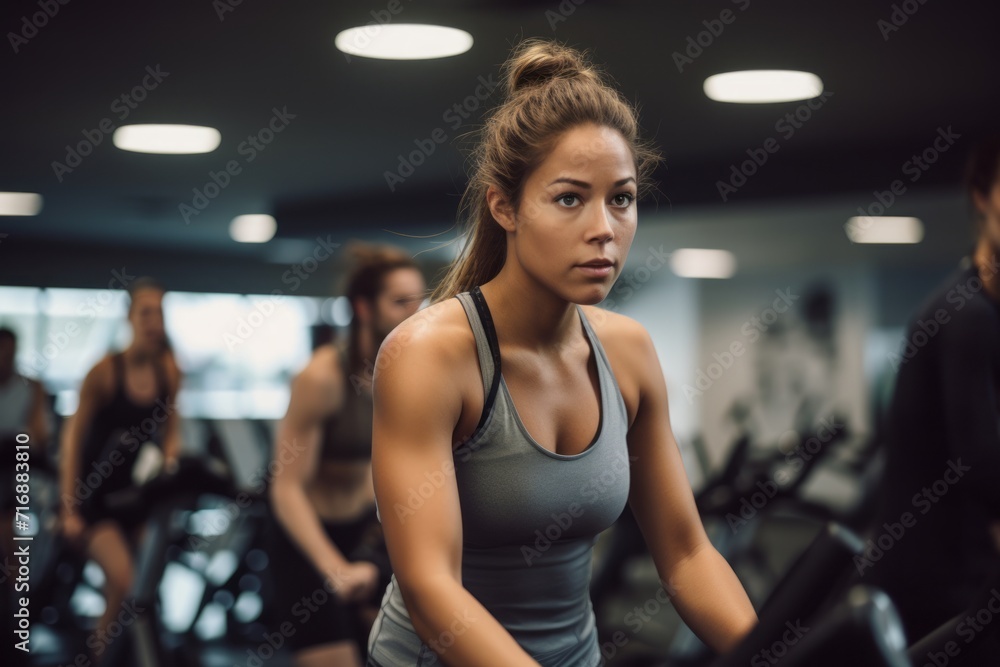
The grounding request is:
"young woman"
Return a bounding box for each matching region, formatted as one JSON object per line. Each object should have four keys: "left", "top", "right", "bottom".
{"left": 366, "top": 39, "right": 758, "bottom": 667}
{"left": 269, "top": 243, "right": 426, "bottom": 667}
{"left": 58, "top": 277, "right": 182, "bottom": 663}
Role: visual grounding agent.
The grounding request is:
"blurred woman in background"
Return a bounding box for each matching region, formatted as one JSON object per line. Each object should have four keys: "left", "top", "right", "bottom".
{"left": 269, "top": 243, "right": 426, "bottom": 667}
{"left": 58, "top": 277, "right": 181, "bottom": 663}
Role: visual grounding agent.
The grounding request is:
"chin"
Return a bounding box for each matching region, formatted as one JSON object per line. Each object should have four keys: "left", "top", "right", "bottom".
{"left": 567, "top": 283, "right": 609, "bottom": 306}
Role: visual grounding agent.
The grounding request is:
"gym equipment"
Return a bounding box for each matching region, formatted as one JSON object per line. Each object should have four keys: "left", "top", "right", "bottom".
{"left": 658, "top": 420, "right": 855, "bottom": 665}
{"left": 97, "top": 455, "right": 291, "bottom": 667}
{"left": 716, "top": 586, "right": 910, "bottom": 667}
{"left": 905, "top": 569, "right": 1000, "bottom": 667}
{"left": 22, "top": 446, "right": 289, "bottom": 667}
{"left": 618, "top": 521, "right": 912, "bottom": 667}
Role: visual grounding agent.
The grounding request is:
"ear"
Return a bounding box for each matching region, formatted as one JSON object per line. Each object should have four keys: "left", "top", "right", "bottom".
{"left": 486, "top": 184, "right": 517, "bottom": 233}
{"left": 353, "top": 297, "right": 372, "bottom": 325}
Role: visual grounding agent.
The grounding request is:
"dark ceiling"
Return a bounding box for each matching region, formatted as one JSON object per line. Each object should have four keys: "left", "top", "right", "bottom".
{"left": 2, "top": 0, "right": 998, "bottom": 293}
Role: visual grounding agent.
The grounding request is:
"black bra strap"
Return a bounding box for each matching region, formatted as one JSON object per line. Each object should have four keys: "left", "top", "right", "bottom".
{"left": 470, "top": 286, "right": 503, "bottom": 432}
{"left": 111, "top": 352, "right": 125, "bottom": 395}
{"left": 470, "top": 286, "right": 502, "bottom": 374}
{"left": 152, "top": 353, "right": 171, "bottom": 398}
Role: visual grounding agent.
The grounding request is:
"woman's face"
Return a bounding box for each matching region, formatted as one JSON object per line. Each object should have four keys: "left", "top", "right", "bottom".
{"left": 498, "top": 123, "right": 638, "bottom": 305}
{"left": 372, "top": 267, "right": 426, "bottom": 341}
{"left": 974, "top": 178, "right": 1000, "bottom": 251}
{"left": 128, "top": 288, "right": 166, "bottom": 353}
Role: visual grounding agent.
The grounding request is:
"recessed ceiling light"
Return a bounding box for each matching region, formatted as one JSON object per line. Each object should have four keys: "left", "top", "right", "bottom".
{"left": 670, "top": 248, "right": 736, "bottom": 279}
{"left": 230, "top": 215, "right": 276, "bottom": 243}
{"left": 113, "top": 124, "right": 221, "bottom": 154}
{"left": 0, "top": 192, "right": 43, "bottom": 216}
{"left": 704, "top": 70, "right": 824, "bottom": 103}
{"left": 845, "top": 216, "right": 923, "bottom": 244}
{"left": 334, "top": 24, "right": 473, "bottom": 60}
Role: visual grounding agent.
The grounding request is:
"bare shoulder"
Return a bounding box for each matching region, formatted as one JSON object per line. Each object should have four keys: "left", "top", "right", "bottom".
{"left": 376, "top": 298, "right": 475, "bottom": 362}
{"left": 291, "top": 344, "right": 341, "bottom": 414}
{"left": 83, "top": 354, "right": 116, "bottom": 399}
{"left": 579, "top": 305, "right": 653, "bottom": 358}
{"left": 377, "top": 297, "right": 476, "bottom": 378}
{"left": 299, "top": 343, "right": 340, "bottom": 379}
{"left": 161, "top": 350, "right": 183, "bottom": 393}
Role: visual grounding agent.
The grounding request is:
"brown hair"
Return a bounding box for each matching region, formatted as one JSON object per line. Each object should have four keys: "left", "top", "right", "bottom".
{"left": 126, "top": 276, "right": 165, "bottom": 315}
{"left": 964, "top": 134, "right": 1000, "bottom": 233}
{"left": 429, "top": 38, "right": 661, "bottom": 304}
{"left": 341, "top": 241, "right": 421, "bottom": 373}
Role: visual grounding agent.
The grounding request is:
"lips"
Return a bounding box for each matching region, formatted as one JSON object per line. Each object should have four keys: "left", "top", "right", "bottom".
{"left": 578, "top": 259, "right": 614, "bottom": 267}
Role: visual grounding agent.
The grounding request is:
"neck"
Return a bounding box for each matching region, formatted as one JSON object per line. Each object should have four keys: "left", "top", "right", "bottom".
{"left": 480, "top": 264, "right": 581, "bottom": 356}
{"left": 351, "top": 330, "right": 378, "bottom": 385}
{"left": 973, "top": 237, "right": 1000, "bottom": 304}
{"left": 124, "top": 345, "right": 156, "bottom": 365}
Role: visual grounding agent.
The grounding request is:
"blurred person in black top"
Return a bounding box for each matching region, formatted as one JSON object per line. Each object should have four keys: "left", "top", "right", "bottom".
{"left": 0, "top": 328, "right": 51, "bottom": 667}
{"left": 863, "top": 137, "right": 1000, "bottom": 651}
{"left": 58, "top": 277, "right": 182, "bottom": 663}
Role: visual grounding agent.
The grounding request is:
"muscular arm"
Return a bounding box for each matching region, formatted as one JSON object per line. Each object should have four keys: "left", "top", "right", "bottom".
{"left": 59, "top": 360, "right": 110, "bottom": 516}
{"left": 27, "top": 379, "right": 51, "bottom": 456}
{"left": 372, "top": 319, "right": 540, "bottom": 667}
{"left": 160, "top": 353, "right": 183, "bottom": 467}
{"left": 940, "top": 300, "right": 1000, "bottom": 516}
{"left": 623, "top": 321, "right": 757, "bottom": 654}
{"left": 268, "top": 350, "right": 353, "bottom": 574}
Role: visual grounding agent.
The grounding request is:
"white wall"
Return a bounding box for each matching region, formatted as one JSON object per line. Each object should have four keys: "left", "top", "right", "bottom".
{"left": 694, "top": 265, "right": 877, "bottom": 468}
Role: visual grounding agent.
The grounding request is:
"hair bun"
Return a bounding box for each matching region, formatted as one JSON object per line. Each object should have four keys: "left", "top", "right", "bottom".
{"left": 504, "top": 39, "right": 594, "bottom": 96}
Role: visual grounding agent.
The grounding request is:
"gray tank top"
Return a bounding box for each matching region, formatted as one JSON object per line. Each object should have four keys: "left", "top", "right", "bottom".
{"left": 368, "top": 287, "right": 631, "bottom": 667}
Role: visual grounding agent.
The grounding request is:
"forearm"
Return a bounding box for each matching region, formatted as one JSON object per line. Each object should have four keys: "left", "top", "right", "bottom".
{"left": 402, "top": 576, "right": 541, "bottom": 667}
{"left": 28, "top": 425, "right": 48, "bottom": 457}
{"left": 664, "top": 542, "right": 758, "bottom": 654}
{"left": 161, "top": 428, "right": 181, "bottom": 467}
{"left": 59, "top": 423, "right": 82, "bottom": 515}
{"left": 28, "top": 404, "right": 49, "bottom": 454}
{"left": 162, "top": 380, "right": 182, "bottom": 466}
{"left": 270, "top": 482, "right": 350, "bottom": 571}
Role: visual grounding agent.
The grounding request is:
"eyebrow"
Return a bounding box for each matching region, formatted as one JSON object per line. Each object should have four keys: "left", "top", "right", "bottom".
{"left": 548, "top": 177, "right": 636, "bottom": 188}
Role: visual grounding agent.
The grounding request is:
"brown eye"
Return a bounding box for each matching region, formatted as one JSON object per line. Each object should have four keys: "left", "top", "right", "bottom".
{"left": 612, "top": 193, "right": 635, "bottom": 208}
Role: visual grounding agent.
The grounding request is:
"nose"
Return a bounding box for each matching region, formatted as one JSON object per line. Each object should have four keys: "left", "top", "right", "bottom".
{"left": 587, "top": 202, "right": 615, "bottom": 243}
